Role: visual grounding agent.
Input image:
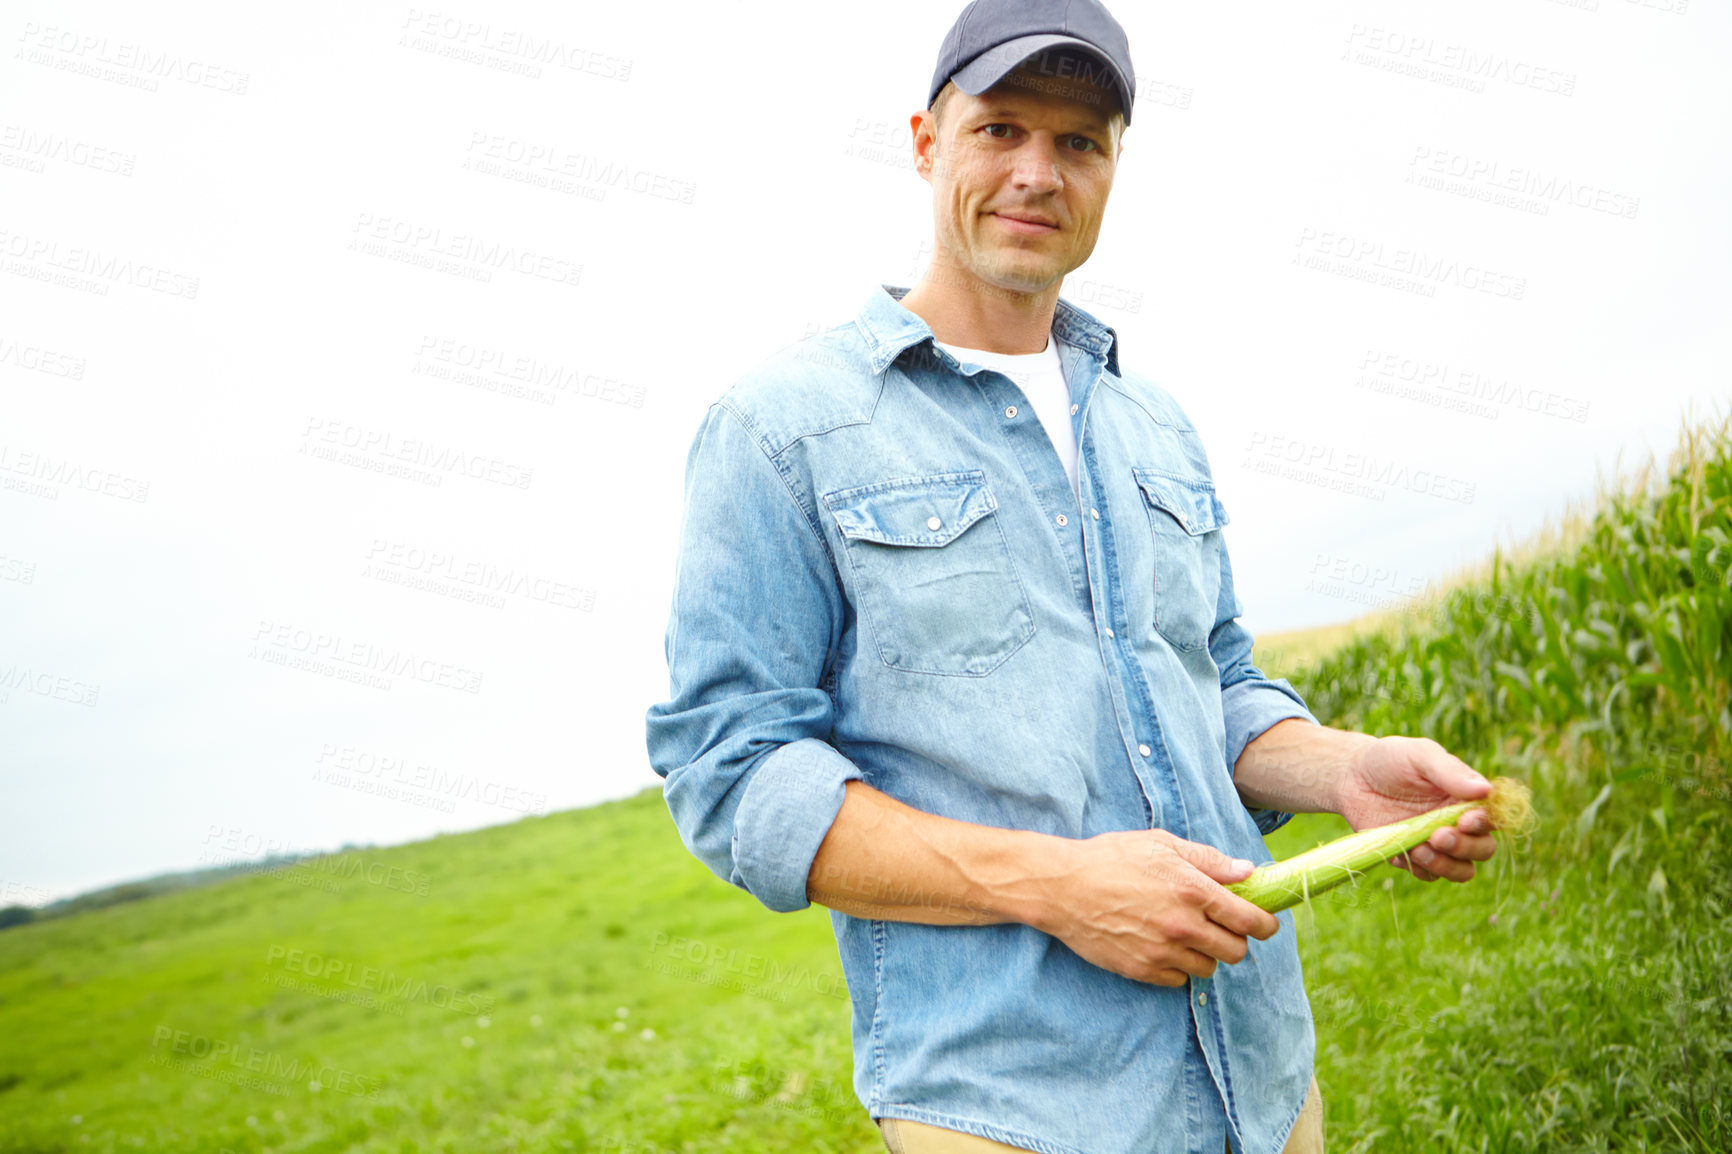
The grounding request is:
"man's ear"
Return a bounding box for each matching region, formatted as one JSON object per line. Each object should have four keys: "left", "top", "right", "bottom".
{"left": 911, "top": 110, "right": 937, "bottom": 185}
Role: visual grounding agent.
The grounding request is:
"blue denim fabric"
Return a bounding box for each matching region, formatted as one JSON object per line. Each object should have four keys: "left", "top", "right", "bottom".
{"left": 645, "top": 284, "right": 1322, "bottom": 1154}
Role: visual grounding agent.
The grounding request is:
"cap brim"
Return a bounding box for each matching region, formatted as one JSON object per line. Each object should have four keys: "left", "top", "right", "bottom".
{"left": 949, "top": 33, "right": 1132, "bottom": 126}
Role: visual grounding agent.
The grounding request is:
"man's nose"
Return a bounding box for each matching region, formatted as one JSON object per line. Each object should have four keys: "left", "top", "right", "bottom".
{"left": 1009, "top": 137, "right": 1063, "bottom": 192}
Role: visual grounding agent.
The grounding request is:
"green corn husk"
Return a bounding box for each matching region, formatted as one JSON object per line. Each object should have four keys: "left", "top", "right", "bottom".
{"left": 1227, "top": 777, "right": 1535, "bottom": 913}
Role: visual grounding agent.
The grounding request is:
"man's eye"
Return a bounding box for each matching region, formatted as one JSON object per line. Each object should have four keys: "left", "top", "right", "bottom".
{"left": 983, "top": 124, "right": 1014, "bottom": 138}
{"left": 1068, "top": 135, "right": 1099, "bottom": 152}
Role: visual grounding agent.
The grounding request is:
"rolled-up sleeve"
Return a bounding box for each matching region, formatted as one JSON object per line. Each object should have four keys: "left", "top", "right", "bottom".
{"left": 1207, "top": 527, "right": 1320, "bottom": 837}
{"left": 644, "top": 400, "right": 864, "bottom": 912}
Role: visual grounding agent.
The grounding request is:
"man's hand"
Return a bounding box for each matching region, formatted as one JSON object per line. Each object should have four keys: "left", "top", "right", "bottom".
{"left": 1233, "top": 720, "right": 1502, "bottom": 884}
{"left": 1026, "top": 828, "right": 1281, "bottom": 988}
{"left": 1332, "top": 735, "right": 1500, "bottom": 882}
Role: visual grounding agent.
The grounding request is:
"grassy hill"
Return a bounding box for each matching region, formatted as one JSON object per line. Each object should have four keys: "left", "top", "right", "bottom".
{"left": 3, "top": 411, "right": 1728, "bottom": 1153}
{"left": 0, "top": 791, "right": 876, "bottom": 1153}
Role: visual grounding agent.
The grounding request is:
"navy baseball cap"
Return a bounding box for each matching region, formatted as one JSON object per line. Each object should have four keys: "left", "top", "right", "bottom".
{"left": 928, "top": 0, "right": 1136, "bottom": 126}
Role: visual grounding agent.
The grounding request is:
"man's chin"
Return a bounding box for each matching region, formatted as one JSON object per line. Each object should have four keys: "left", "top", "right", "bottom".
{"left": 984, "top": 272, "right": 1063, "bottom": 298}
{"left": 967, "top": 258, "right": 1066, "bottom": 297}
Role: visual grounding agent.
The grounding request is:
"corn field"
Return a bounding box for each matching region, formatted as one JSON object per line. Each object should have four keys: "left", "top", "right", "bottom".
{"left": 1277, "top": 407, "right": 1732, "bottom": 1152}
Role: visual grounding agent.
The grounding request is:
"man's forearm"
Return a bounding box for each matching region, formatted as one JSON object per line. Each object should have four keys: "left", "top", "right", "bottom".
{"left": 1232, "top": 717, "right": 1375, "bottom": 816}
{"left": 810, "top": 720, "right": 1368, "bottom": 927}
{"left": 806, "top": 779, "right": 1063, "bottom": 928}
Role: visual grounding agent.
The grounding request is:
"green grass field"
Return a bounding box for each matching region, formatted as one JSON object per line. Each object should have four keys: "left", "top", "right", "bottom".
{"left": 3, "top": 412, "right": 1728, "bottom": 1153}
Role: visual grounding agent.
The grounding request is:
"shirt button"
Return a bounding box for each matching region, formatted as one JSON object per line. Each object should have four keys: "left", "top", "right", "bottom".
{"left": 926, "top": 516, "right": 942, "bottom": 531}
{"left": 1138, "top": 743, "right": 1151, "bottom": 757}
{"left": 1069, "top": 402, "right": 1079, "bottom": 414}
{"left": 1198, "top": 992, "right": 1209, "bottom": 1006}
{"left": 1055, "top": 513, "right": 1068, "bottom": 526}
{"left": 1089, "top": 507, "right": 1099, "bottom": 520}
{"left": 1104, "top": 626, "right": 1114, "bottom": 638}
{"left": 1004, "top": 405, "right": 1018, "bottom": 418}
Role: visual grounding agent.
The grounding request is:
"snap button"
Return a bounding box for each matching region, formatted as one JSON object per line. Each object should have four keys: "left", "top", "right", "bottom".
{"left": 926, "top": 515, "right": 942, "bottom": 531}
{"left": 1055, "top": 513, "right": 1068, "bottom": 526}
{"left": 1138, "top": 743, "right": 1151, "bottom": 757}
{"left": 1104, "top": 627, "right": 1114, "bottom": 638}
{"left": 1089, "top": 508, "right": 1099, "bottom": 519}
{"left": 1004, "top": 405, "right": 1018, "bottom": 418}
{"left": 1198, "top": 992, "right": 1208, "bottom": 1006}
{"left": 1069, "top": 402, "right": 1078, "bottom": 414}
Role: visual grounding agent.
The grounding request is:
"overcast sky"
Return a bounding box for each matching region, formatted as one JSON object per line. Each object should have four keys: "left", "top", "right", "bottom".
{"left": 2, "top": 0, "right": 1727, "bottom": 905}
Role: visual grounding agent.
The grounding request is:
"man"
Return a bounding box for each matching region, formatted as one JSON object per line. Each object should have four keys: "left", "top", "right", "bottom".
{"left": 644, "top": 2, "right": 1499, "bottom": 1151}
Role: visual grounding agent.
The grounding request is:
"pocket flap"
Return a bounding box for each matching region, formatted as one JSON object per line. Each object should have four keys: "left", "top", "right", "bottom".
{"left": 1132, "top": 468, "right": 1229, "bottom": 535}
{"left": 825, "top": 471, "right": 998, "bottom": 547}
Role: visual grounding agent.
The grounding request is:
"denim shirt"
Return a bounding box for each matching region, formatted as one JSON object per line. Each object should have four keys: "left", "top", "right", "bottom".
{"left": 645, "top": 284, "right": 1322, "bottom": 1154}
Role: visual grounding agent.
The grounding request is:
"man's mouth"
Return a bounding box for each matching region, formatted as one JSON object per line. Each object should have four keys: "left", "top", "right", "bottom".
{"left": 990, "top": 212, "right": 1060, "bottom": 235}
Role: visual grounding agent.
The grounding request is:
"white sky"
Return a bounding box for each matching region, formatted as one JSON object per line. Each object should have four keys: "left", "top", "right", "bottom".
{"left": 2, "top": 0, "right": 1727, "bottom": 904}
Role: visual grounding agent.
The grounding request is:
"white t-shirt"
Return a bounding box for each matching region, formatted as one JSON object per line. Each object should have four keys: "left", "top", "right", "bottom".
{"left": 933, "top": 334, "right": 1078, "bottom": 502}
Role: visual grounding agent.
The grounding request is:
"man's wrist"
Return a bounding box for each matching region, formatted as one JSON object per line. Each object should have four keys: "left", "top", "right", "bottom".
{"left": 989, "top": 829, "right": 1075, "bottom": 935}
{"left": 1235, "top": 719, "right": 1378, "bottom": 816}
{"left": 1323, "top": 730, "right": 1380, "bottom": 814}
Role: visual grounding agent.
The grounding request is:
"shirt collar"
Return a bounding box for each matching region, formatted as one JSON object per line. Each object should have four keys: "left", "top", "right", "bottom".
{"left": 855, "top": 283, "right": 1122, "bottom": 378}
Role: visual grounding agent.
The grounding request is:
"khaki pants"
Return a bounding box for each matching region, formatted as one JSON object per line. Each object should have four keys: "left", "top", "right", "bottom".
{"left": 878, "top": 1075, "right": 1324, "bottom": 1154}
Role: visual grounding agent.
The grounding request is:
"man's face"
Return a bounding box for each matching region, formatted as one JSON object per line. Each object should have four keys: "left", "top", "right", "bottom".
{"left": 915, "top": 62, "right": 1122, "bottom": 296}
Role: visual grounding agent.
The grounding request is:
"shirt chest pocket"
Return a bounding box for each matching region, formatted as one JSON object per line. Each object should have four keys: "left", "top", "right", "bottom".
{"left": 1132, "top": 468, "right": 1229, "bottom": 652}
{"left": 823, "top": 470, "right": 1036, "bottom": 676}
